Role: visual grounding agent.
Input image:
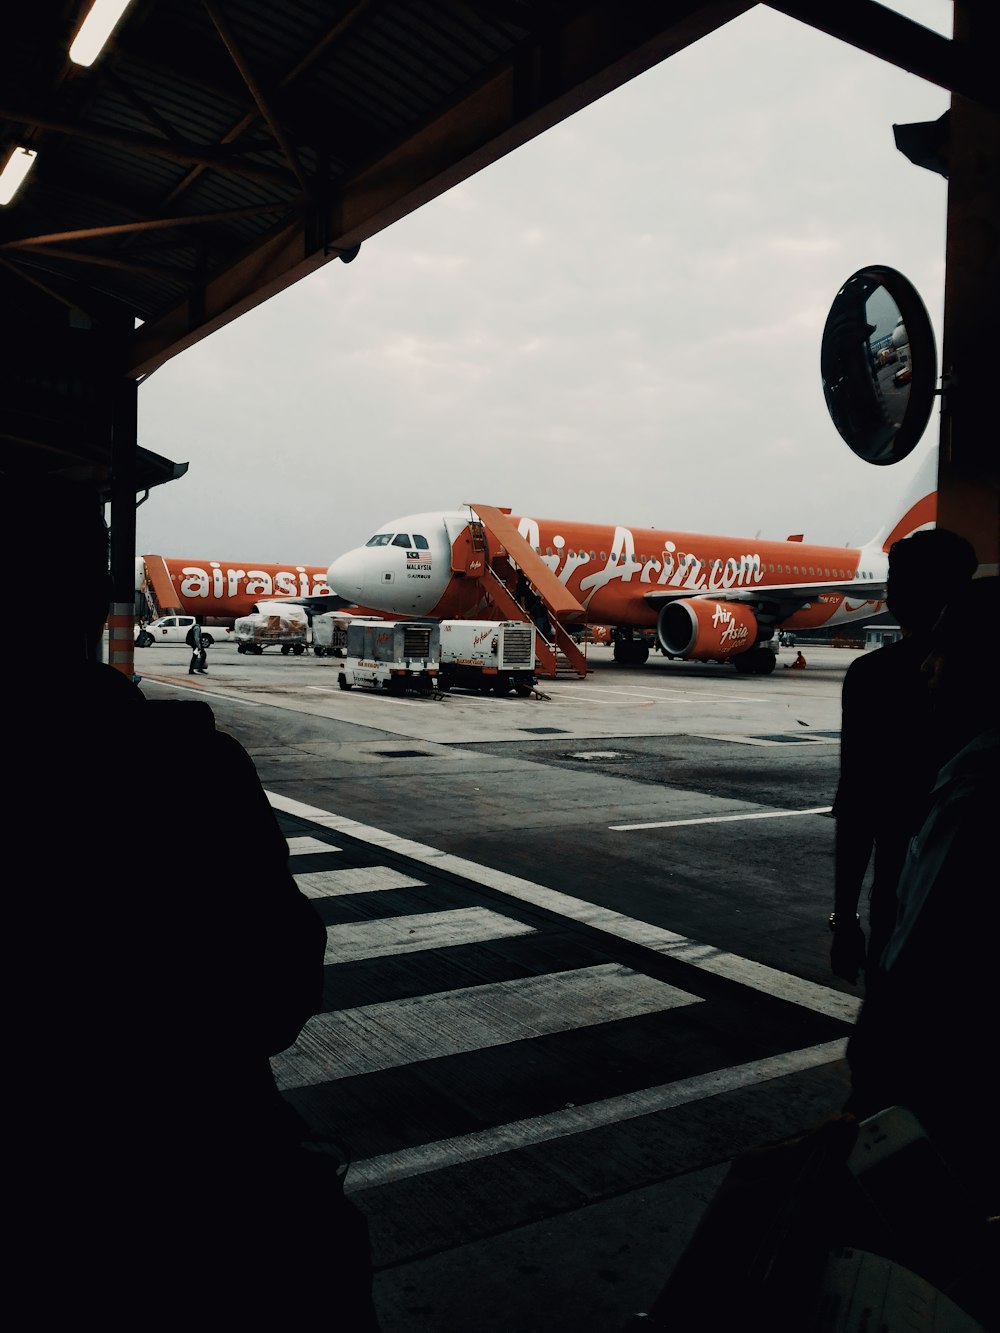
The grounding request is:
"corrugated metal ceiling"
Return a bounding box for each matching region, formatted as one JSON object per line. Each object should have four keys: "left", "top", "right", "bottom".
{"left": 0, "top": 1, "right": 977, "bottom": 479}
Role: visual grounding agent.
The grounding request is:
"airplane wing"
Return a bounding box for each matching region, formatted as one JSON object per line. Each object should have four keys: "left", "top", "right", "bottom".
{"left": 259, "top": 592, "right": 355, "bottom": 616}
{"left": 643, "top": 576, "right": 887, "bottom": 624}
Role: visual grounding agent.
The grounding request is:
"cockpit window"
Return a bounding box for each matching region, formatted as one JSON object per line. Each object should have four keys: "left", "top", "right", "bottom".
{"left": 365, "top": 534, "right": 392, "bottom": 547}
{"left": 391, "top": 533, "right": 411, "bottom": 548}
{"left": 411, "top": 534, "right": 429, "bottom": 549}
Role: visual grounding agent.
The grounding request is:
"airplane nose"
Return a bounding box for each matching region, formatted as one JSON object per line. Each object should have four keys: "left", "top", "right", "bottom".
{"left": 326, "top": 550, "right": 365, "bottom": 599}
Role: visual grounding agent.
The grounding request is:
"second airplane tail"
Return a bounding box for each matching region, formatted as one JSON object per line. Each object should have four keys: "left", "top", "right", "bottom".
{"left": 872, "top": 446, "right": 938, "bottom": 553}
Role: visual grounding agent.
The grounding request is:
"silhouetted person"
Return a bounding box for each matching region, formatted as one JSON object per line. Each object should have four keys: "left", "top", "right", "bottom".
{"left": 846, "top": 575, "right": 1000, "bottom": 1219}
{"left": 636, "top": 583, "right": 998, "bottom": 1330}
{"left": 4, "top": 476, "right": 378, "bottom": 1328}
{"left": 186, "top": 619, "right": 207, "bottom": 673}
{"left": 830, "top": 528, "right": 977, "bottom": 983}
{"left": 784, "top": 650, "right": 806, "bottom": 669}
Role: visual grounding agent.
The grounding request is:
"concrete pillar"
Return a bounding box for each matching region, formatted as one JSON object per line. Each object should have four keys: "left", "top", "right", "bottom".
{"left": 937, "top": 2, "right": 1000, "bottom": 573}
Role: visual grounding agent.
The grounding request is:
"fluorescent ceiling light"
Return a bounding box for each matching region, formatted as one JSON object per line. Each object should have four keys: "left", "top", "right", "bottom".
{"left": 0, "top": 147, "right": 38, "bottom": 206}
{"left": 69, "top": 0, "right": 134, "bottom": 67}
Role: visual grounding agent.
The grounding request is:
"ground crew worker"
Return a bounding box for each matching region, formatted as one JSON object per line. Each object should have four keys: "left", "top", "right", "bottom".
{"left": 186, "top": 621, "right": 208, "bottom": 674}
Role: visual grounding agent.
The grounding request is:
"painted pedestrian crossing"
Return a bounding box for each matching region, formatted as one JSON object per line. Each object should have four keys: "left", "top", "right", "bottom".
{"left": 277, "top": 962, "right": 701, "bottom": 1084}
{"left": 287, "top": 835, "right": 340, "bottom": 855}
{"left": 294, "top": 865, "right": 427, "bottom": 898}
{"left": 278, "top": 813, "right": 852, "bottom": 1194}
{"left": 325, "top": 906, "right": 536, "bottom": 963}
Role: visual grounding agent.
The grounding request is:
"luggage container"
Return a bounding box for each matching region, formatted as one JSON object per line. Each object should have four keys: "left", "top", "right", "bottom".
{"left": 234, "top": 603, "right": 309, "bottom": 655}
{"left": 310, "top": 611, "right": 381, "bottom": 657}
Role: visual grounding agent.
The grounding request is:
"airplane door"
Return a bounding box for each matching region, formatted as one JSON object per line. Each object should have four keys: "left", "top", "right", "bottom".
{"left": 445, "top": 515, "right": 487, "bottom": 578}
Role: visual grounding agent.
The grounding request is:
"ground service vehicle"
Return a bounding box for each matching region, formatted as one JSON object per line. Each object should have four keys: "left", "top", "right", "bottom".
{"left": 438, "top": 620, "right": 537, "bottom": 695}
{"left": 234, "top": 604, "right": 309, "bottom": 655}
{"left": 310, "top": 611, "right": 384, "bottom": 656}
{"left": 337, "top": 619, "right": 440, "bottom": 693}
{"left": 135, "top": 615, "right": 229, "bottom": 647}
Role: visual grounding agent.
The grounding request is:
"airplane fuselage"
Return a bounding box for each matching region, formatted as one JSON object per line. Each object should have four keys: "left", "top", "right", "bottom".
{"left": 138, "top": 556, "right": 334, "bottom": 620}
{"left": 326, "top": 510, "right": 888, "bottom": 633}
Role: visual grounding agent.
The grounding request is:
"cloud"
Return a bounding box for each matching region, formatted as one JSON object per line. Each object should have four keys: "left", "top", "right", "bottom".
{"left": 137, "top": 2, "right": 952, "bottom": 564}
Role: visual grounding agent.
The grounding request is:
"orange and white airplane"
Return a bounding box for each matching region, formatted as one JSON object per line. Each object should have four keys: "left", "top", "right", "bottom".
{"left": 324, "top": 452, "right": 937, "bottom": 675}
{"left": 135, "top": 555, "right": 339, "bottom": 622}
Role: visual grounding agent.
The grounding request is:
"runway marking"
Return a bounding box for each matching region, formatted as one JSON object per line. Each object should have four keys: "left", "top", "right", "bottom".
{"left": 610, "top": 806, "right": 833, "bottom": 831}
{"left": 294, "top": 865, "right": 426, "bottom": 898}
{"left": 142, "top": 677, "right": 265, "bottom": 706}
{"left": 343, "top": 1039, "right": 846, "bottom": 1192}
{"left": 332, "top": 691, "right": 428, "bottom": 709}
{"left": 268, "top": 792, "right": 860, "bottom": 1024}
{"left": 326, "top": 906, "right": 533, "bottom": 962}
{"left": 692, "top": 732, "right": 838, "bottom": 748}
{"left": 287, "top": 836, "right": 341, "bottom": 856}
{"left": 552, "top": 684, "right": 767, "bottom": 704}
{"left": 279, "top": 963, "right": 699, "bottom": 1085}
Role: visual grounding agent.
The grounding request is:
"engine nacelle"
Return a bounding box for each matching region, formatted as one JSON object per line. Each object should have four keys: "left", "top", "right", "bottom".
{"left": 657, "top": 598, "right": 759, "bottom": 661}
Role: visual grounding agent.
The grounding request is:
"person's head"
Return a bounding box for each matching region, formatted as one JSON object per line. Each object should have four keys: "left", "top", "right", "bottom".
{"left": 922, "top": 576, "right": 1000, "bottom": 745}
{"left": 1, "top": 473, "right": 111, "bottom": 658}
{"left": 886, "top": 528, "right": 977, "bottom": 633}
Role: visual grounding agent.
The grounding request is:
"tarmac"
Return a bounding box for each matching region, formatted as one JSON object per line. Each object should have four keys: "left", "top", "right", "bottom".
{"left": 130, "top": 641, "right": 933, "bottom": 1330}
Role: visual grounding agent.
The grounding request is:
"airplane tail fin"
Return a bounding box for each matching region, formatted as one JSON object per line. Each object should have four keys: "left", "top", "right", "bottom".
{"left": 872, "top": 447, "right": 938, "bottom": 553}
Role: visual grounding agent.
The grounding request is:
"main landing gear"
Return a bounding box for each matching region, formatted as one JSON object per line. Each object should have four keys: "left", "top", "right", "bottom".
{"left": 612, "top": 631, "right": 650, "bottom": 666}
{"left": 733, "top": 646, "right": 777, "bottom": 675}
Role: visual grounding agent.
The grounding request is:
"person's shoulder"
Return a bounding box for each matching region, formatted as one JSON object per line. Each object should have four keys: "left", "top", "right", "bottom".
{"left": 13, "top": 661, "right": 144, "bottom": 718}
{"left": 841, "top": 647, "right": 882, "bottom": 697}
{"left": 845, "top": 637, "right": 925, "bottom": 685}
{"left": 143, "top": 698, "right": 216, "bottom": 731}
{"left": 935, "top": 726, "right": 1000, "bottom": 795}
{"left": 142, "top": 702, "right": 263, "bottom": 787}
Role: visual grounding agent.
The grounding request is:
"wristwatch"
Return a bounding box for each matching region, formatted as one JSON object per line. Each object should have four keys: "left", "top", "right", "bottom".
{"left": 828, "top": 912, "right": 861, "bottom": 932}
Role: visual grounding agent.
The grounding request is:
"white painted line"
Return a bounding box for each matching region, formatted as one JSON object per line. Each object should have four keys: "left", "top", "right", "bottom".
{"left": 326, "top": 906, "right": 533, "bottom": 963}
{"left": 287, "top": 836, "right": 341, "bottom": 856}
{"left": 691, "top": 733, "right": 837, "bottom": 748}
{"left": 278, "top": 963, "right": 700, "bottom": 1085}
{"left": 336, "top": 692, "right": 427, "bottom": 709}
{"left": 295, "top": 866, "right": 425, "bottom": 899}
{"left": 343, "top": 1039, "right": 846, "bottom": 1192}
{"left": 267, "top": 791, "right": 859, "bottom": 1023}
{"left": 610, "top": 806, "right": 833, "bottom": 831}
{"left": 148, "top": 679, "right": 264, "bottom": 706}
{"left": 552, "top": 684, "right": 767, "bottom": 704}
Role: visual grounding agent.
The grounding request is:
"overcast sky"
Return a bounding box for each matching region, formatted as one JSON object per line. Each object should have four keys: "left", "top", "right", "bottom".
{"left": 135, "top": 2, "right": 953, "bottom": 568}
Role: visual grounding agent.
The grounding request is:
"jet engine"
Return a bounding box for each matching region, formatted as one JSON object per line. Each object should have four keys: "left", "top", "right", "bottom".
{"left": 657, "top": 598, "right": 758, "bottom": 661}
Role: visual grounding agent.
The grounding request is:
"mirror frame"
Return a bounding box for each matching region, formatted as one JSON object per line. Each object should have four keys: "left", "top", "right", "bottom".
{"left": 821, "top": 265, "right": 937, "bottom": 465}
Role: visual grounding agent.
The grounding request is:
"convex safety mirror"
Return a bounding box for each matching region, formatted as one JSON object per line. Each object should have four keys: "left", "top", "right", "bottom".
{"left": 821, "top": 265, "right": 937, "bottom": 465}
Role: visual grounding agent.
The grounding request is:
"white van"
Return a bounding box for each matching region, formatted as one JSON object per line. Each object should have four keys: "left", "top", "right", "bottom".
{"left": 135, "top": 615, "right": 230, "bottom": 647}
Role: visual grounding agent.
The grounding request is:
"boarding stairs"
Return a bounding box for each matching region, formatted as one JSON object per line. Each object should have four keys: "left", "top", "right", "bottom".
{"left": 468, "top": 505, "right": 589, "bottom": 679}
{"left": 138, "top": 554, "right": 184, "bottom": 621}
